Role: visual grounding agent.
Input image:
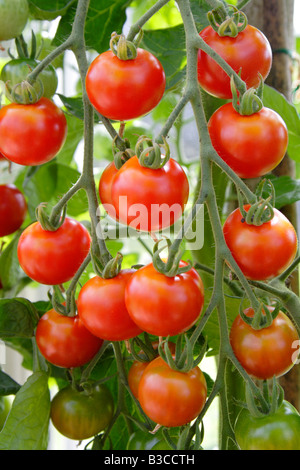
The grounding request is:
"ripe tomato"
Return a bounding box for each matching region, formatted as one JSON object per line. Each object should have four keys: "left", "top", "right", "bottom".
{"left": 17, "top": 218, "right": 91, "bottom": 286}
{"left": 35, "top": 307, "right": 103, "bottom": 369}
{"left": 234, "top": 400, "right": 300, "bottom": 450}
{"left": 0, "top": 98, "right": 67, "bottom": 166}
{"left": 77, "top": 270, "right": 142, "bottom": 341}
{"left": 111, "top": 156, "right": 189, "bottom": 232}
{"left": 125, "top": 261, "right": 204, "bottom": 337}
{"left": 1, "top": 58, "right": 58, "bottom": 100}
{"left": 128, "top": 341, "right": 176, "bottom": 399}
{"left": 230, "top": 307, "right": 299, "bottom": 380}
{"left": 223, "top": 205, "right": 298, "bottom": 280}
{"left": 99, "top": 161, "right": 119, "bottom": 220}
{"left": 138, "top": 356, "right": 207, "bottom": 427}
{"left": 86, "top": 48, "right": 166, "bottom": 121}
{"left": 50, "top": 384, "right": 114, "bottom": 441}
{"left": 0, "top": 0, "right": 28, "bottom": 42}
{"left": 208, "top": 103, "right": 288, "bottom": 179}
{"left": 197, "top": 25, "right": 272, "bottom": 99}
{"left": 0, "top": 184, "right": 27, "bottom": 237}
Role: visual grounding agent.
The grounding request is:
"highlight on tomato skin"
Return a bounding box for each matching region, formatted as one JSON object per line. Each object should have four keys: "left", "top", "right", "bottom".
{"left": 230, "top": 306, "right": 300, "bottom": 380}
{"left": 137, "top": 356, "right": 207, "bottom": 428}
{"left": 223, "top": 205, "right": 298, "bottom": 281}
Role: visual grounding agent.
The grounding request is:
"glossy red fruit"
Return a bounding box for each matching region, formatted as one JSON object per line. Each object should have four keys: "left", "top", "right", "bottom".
{"left": 0, "top": 184, "right": 27, "bottom": 237}
{"left": 36, "top": 307, "right": 103, "bottom": 369}
{"left": 17, "top": 218, "right": 91, "bottom": 285}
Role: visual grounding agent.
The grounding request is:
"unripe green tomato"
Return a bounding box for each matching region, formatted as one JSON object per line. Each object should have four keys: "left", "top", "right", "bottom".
{"left": 126, "top": 430, "right": 175, "bottom": 450}
{"left": 1, "top": 58, "right": 58, "bottom": 100}
{"left": 234, "top": 401, "right": 300, "bottom": 450}
{"left": 0, "top": 0, "right": 29, "bottom": 42}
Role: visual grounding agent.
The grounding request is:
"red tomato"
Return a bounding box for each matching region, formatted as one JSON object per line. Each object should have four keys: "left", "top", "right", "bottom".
{"left": 99, "top": 161, "right": 119, "bottom": 220}
{"left": 138, "top": 356, "right": 207, "bottom": 427}
{"left": 197, "top": 25, "right": 272, "bottom": 99}
{"left": 128, "top": 341, "right": 176, "bottom": 399}
{"left": 17, "top": 218, "right": 91, "bottom": 285}
{"left": 223, "top": 205, "right": 298, "bottom": 280}
{"left": 86, "top": 48, "right": 166, "bottom": 121}
{"left": 230, "top": 307, "right": 299, "bottom": 380}
{"left": 77, "top": 269, "right": 142, "bottom": 342}
{"left": 0, "top": 184, "right": 27, "bottom": 237}
{"left": 125, "top": 261, "right": 204, "bottom": 337}
{"left": 36, "top": 307, "right": 103, "bottom": 369}
{"left": 111, "top": 156, "right": 189, "bottom": 232}
{"left": 0, "top": 98, "right": 67, "bottom": 166}
{"left": 208, "top": 103, "right": 288, "bottom": 178}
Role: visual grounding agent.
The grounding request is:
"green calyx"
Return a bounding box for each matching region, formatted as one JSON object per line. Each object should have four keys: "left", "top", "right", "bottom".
{"left": 237, "top": 179, "right": 275, "bottom": 226}
{"left": 36, "top": 203, "right": 67, "bottom": 232}
{"left": 135, "top": 135, "right": 170, "bottom": 169}
{"left": 239, "top": 299, "right": 281, "bottom": 330}
{"left": 208, "top": 5, "right": 248, "bottom": 38}
{"left": 4, "top": 76, "right": 44, "bottom": 104}
{"left": 110, "top": 32, "right": 138, "bottom": 60}
{"left": 112, "top": 136, "right": 135, "bottom": 169}
{"left": 231, "top": 75, "right": 264, "bottom": 116}
{"left": 244, "top": 377, "right": 285, "bottom": 418}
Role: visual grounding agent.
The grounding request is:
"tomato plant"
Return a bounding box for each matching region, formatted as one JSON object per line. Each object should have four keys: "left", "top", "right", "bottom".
{"left": 127, "top": 429, "right": 177, "bottom": 450}
{"left": 125, "top": 261, "right": 205, "bottom": 337}
{"left": 77, "top": 270, "right": 142, "bottom": 341}
{"left": 1, "top": 58, "right": 58, "bottom": 100}
{"left": 197, "top": 24, "right": 272, "bottom": 99}
{"left": 110, "top": 156, "right": 189, "bottom": 232}
{"left": 208, "top": 103, "right": 288, "bottom": 179}
{"left": 86, "top": 48, "right": 166, "bottom": 121}
{"left": 0, "top": 0, "right": 28, "bottom": 42}
{"left": 35, "top": 307, "right": 104, "bottom": 369}
{"left": 0, "top": 184, "right": 27, "bottom": 237}
{"left": 138, "top": 356, "right": 207, "bottom": 427}
{"left": 17, "top": 218, "right": 91, "bottom": 285}
{"left": 230, "top": 307, "right": 299, "bottom": 380}
{"left": 0, "top": 98, "right": 67, "bottom": 166}
{"left": 234, "top": 401, "right": 300, "bottom": 450}
{"left": 223, "top": 205, "right": 298, "bottom": 280}
{"left": 0, "top": 397, "right": 11, "bottom": 430}
{"left": 50, "top": 384, "right": 114, "bottom": 441}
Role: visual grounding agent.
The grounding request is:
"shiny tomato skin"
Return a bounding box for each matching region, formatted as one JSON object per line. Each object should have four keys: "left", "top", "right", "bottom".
{"left": 138, "top": 356, "right": 207, "bottom": 427}
{"left": 125, "top": 262, "right": 204, "bottom": 337}
{"left": 197, "top": 25, "right": 272, "bottom": 99}
{"left": 0, "top": 98, "right": 67, "bottom": 166}
{"left": 50, "top": 384, "right": 114, "bottom": 441}
{"left": 35, "top": 307, "right": 103, "bottom": 369}
{"left": 17, "top": 218, "right": 91, "bottom": 286}
{"left": 230, "top": 307, "right": 299, "bottom": 380}
{"left": 77, "top": 270, "right": 142, "bottom": 342}
{"left": 111, "top": 156, "right": 189, "bottom": 232}
{"left": 99, "top": 161, "right": 119, "bottom": 220}
{"left": 223, "top": 205, "right": 298, "bottom": 280}
{"left": 86, "top": 49, "right": 166, "bottom": 121}
{"left": 208, "top": 103, "right": 288, "bottom": 178}
{"left": 0, "top": 184, "right": 27, "bottom": 237}
{"left": 234, "top": 401, "right": 300, "bottom": 450}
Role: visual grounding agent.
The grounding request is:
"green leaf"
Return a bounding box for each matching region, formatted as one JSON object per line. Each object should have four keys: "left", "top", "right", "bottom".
{"left": 0, "top": 371, "right": 50, "bottom": 450}
{"left": 141, "top": 25, "right": 187, "bottom": 91}
{"left": 0, "top": 298, "right": 39, "bottom": 339}
{"left": 262, "top": 84, "right": 300, "bottom": 162}
{"left": 53, "top": 0, "right": 131, "bottom": 54}
{"left": 0, "top": 370, "right": 21, "bottom": 396}
{"left": 58, "top": 94, "right": 101, "bottom": 123}
{"left": 55, "top": 112, "right": 85, "bottom": 165}
{"left": 263, "top": 174, "right": 300, "bottom": 208}
{"left": 28, "top": 0, "right": 76, "bottom": 20}
{"left": 0, "top": 234, "right": 23, "bottom": 291}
